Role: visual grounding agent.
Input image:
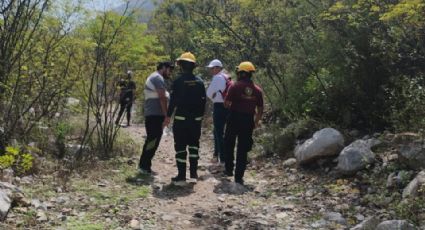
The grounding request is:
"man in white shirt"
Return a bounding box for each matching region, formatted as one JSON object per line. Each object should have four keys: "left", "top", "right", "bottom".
{"left": 206, "top": 59, "right": 230, "bottom": 163}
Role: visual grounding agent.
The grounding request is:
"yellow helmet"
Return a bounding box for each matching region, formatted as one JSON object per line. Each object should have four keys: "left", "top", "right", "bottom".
{"left": 176, "top": 52, "right": 196, "bottom": 63}
{"left": 237, "top": 61, "right": 256, "bottom": 73}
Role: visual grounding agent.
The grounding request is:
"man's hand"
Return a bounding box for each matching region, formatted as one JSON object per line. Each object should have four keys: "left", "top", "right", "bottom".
{"left": 254, "top": 120, "right": 261, "bottom": 129}
{"left": 162, "top": 117, "right": 171, "bottom": 129}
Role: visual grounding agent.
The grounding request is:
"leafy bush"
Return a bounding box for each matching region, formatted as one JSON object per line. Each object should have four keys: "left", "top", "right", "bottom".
{"left": 258, "top": 119, "right": 320, "bottom": 158}
{"left": 0, "top": 146, "right": 34, "bottom": 175}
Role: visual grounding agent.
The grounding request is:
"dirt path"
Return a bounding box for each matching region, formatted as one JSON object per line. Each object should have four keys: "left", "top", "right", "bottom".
{"left": 108, "top": 121, "right": 300, "bottom": 229}
{"left": 3, "top": 118, "right": 373, "bottom": 230}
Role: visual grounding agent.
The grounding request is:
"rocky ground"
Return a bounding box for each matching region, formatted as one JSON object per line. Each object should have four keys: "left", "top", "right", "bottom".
{"left": 0, "top": 123, "right": 424, "bottom": 229}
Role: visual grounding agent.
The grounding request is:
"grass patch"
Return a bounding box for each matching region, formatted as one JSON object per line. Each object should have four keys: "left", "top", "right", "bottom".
{"left": 66, "top": 217, "right": 106, "bottom": 230}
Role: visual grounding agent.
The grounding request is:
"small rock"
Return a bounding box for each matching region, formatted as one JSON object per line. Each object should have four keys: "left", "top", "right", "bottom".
{"left": 129, "top": 219, "right": 140, "bottom": 229}
{"left": 61, "top": 208, "right": 72, "bottom": 215}
{"left": 283, "top": 158, "right": 297, "bottom": 168}
{"left": 324, "top": 212, "right": 347, "bottom": 225}
{"left": 218, "top": 196, "right": 226, "bottom": 202}
{"left": 56, "top": 196, "right": 69, "bottom": 204}
{"left": 305, "top": 189, "right": 315, "bottom": 197}
{"left": 36, "top": 211, "right": 48, "bottom": 222}
{"left": 311, "top": 219, "right": 328, "bottom": 228}
{"left": 402, "top": 171, "right": 425, "bottom": 199}
{"left": 355, "top": 214, "right": 365, "bottom": 221}
{"left": 57, "top": 214, "right": 67, "bottom": 221}
{"left": 161, "top": 214, "right": 174, "bottom": 221}
{"left": 1, "top": 169, "right": 14, "bottom": 183}
{"left": 275, "top": 212, "right": 289, "bottom": 219}
{"left": 31, "top": 199, "right": 47, "bottom": 211}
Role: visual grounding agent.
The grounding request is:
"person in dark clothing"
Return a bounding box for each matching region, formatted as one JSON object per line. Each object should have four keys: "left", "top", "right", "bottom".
{"left": 163, "top": 52, "right": 206, "bottom": 185}
{"left": 138, "top": 62, "right": 174, "bottom": 174}
{"left": 115, "top": 71, "right": 136, "bottom": 126}
{"left": 223, "top": 61, "right": 264, "bottom": 185}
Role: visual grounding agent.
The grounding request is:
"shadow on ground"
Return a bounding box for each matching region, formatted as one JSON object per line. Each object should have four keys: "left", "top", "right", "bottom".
{"left": 125, "top": 173, "right": 154, "bottom": 186}
{"left": 153, "top": 182, "right": 195, "bottom": 200}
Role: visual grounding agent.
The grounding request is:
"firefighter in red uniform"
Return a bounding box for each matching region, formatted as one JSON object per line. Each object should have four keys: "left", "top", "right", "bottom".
{"left": 223, "top": 61, "right": 264, "bottom": 185}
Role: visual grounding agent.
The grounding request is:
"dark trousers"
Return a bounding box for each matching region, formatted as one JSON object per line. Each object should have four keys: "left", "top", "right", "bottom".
{"left": 173, "top": 118, "right": 202, "bottom": 178}
{"left": 213, "top": 103, "right": 228, "bottom": 162}
{"left": 116, "top": 102, "right": 132, "bottom": 125}
{"left": 139, "top": 116, "right": 165, "bottom": 171}
{"left": 224, "top": 112, "right": 254, "bottom": 181}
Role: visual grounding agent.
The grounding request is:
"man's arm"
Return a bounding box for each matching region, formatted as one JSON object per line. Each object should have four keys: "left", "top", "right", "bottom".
{"left": 206, "top": 76, "right": 219, "bottom": 100}
{"left": 157, "top": 88, "right": 168, "bottom": 117}
{"left": 254, "top": 106, "right": 263, "bottom": 128}
{"left": 163, "top": 80, "right": 177, "bottom": 128}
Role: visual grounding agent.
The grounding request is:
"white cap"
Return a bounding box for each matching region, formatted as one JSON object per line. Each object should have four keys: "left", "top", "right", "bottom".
{"left": 206, "top": 59, "right": 223, "bottom": 68}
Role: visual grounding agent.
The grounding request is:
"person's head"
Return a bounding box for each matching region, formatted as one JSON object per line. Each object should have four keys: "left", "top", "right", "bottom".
{"left": 236, "top": 61, "right": 255, "bottom": 80}
{"left": 157, "top": 61, "right": 174, "bottom": 79}
{"left": 176, "top": 52, "right": 196, "bottom": 73}
{"left": 206, "top": 59, "right": 223, "bottom": 76}
{"left": 126, "top": 70, "right": 133, "bottom": 80}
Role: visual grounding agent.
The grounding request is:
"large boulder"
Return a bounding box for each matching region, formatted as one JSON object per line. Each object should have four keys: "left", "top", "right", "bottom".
{"left": 0, "top": 182, "right": 26, "bottom": 221}
{"left": 336, "top": 139, "right": 379, "bottom": 175}
{"left": 402, "top": 171, "right": 425, "bottom": 199}
{"left": 398, "top": 140, "right": 425, "bottom": 170}
{"left": 295, "top": 128, "right": 345, "bottom": 164}
{"left": 376, "top": 220, "right": 416, "bottom": 230}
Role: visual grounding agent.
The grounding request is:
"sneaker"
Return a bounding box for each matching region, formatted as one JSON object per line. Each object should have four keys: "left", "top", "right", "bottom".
{"left": 189, "top": 173, "right": 198, "bottom": 183}
{"left": 171, "top": 176, "right": 186, "bottom": 186}
{"left": 138, "top": 168, "right": 151, "bottom": 175}
{"left": 188, "top": 178, "right": 198, "bottom": 184}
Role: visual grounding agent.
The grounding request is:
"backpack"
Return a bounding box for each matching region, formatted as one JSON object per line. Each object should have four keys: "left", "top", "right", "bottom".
{"left": 219, "top": 72, "right": 232, "bottom": 99}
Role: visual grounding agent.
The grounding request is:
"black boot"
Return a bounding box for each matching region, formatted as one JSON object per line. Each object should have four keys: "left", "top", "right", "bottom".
{"left": 172, "top": 162, "right": 186, "bottom": 185}
{"left": 189, "top": 158, "right": 198, "bottom": 179}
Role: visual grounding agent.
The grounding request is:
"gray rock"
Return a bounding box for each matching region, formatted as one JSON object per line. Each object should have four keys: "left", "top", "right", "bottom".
{"left": 402, "top": 171, "right": 425, "bottom": 199}
{"left": 295, "top": 128, "right": 345, "bottom": 164}
{"left": 0, "top": 182, "right": 24, "bottom": 221}
{"left": 161, "top": 214, "right": 174, "bottom": 221}
{"left": 31, "top": 199, "right": 47, "bottom": 211}
{"left": 336, "top": 139, "right": 377, "bottom": 175}
{"left": 283, "top": 158, "right": 297, "bottom": 168}
{"left": 376, "top": 220, "right": 416, "bottom": 230}
{"left": 0, "top": 190, "right": 12, "bottom": 221}
{"left": 399, "top": 141, "right": 425, "bottom": 170}
{"left": 324, "top": 212, "right": 347, "bottom": 225}
{"left": 351, "top": 216, "right": 379, "bottom": 230}
{"left": 1, "top": 169, "right": 14, "bottom": 183}
{"left": 221, "top": 182, "right": 248, "bottom": 195}
{"left": 36, "top": 210, "right": 48, "bottom": 222}
{"left": 129, "top": 219, "right": 140, "bottom": 229}
{"left": 387, "top": 171, "right": 414, "bottom": 189}
{"left": 56, "top": 196, "right": 70, "bottom": 204}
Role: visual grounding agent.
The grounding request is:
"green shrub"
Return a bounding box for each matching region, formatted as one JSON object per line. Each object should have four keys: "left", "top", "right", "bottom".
{"left": 0, "top": 146, "right": 34, "bottom": 175}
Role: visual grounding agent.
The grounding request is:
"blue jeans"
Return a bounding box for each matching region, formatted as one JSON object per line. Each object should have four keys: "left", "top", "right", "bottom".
{"left": 213, "top": 103, "right": 228, "bottom": 162}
